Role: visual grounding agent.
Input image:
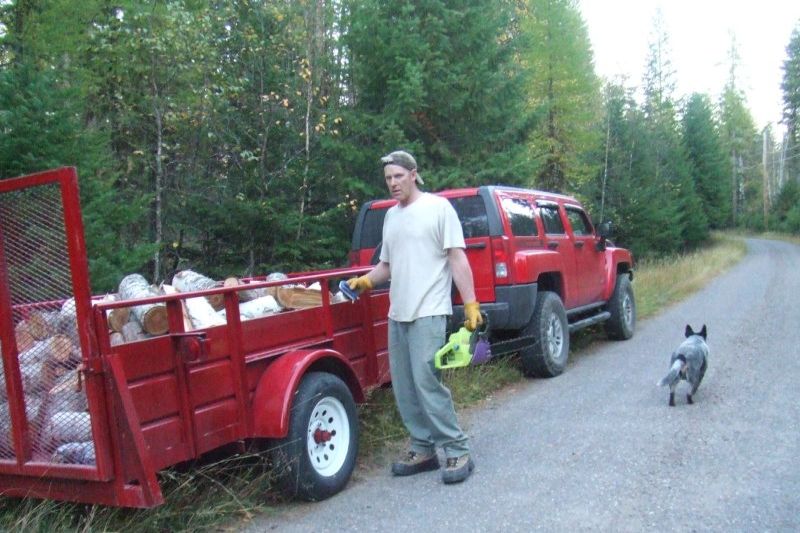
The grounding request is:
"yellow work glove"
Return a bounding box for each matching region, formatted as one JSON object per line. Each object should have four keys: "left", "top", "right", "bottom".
{"left": 464, "top": 301, "right": 483, "bottom": 331}
{"left": 347, "top": 275, "right": 373, "bottom": 293}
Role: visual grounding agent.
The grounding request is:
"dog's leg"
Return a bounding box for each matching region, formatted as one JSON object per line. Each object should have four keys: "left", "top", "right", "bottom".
{"left": 669, "top": 392, "right": 675, "bottom": 406}
{"left": 687, "top": 393, "right": 693, "bottom": 405}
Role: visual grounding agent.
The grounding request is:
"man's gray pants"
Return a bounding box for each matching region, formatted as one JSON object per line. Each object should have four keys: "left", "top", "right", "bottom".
{"left": 388, "top": 316, "right": 469, "bottom": 459}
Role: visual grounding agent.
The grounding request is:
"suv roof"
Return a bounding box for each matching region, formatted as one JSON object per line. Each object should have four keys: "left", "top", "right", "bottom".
{"left": 350, "top": 185, "right": 584, "bottom": 253}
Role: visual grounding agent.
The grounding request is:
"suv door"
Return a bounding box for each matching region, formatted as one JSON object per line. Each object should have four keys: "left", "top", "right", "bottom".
{"left": 565, "top": 205, "right": 606, "bottom": 305}
{"left": 447, "top": 194, "right": 494, "bottom": 303}
{"left": 538, "top": 201, "right": 579, "bottom": 308}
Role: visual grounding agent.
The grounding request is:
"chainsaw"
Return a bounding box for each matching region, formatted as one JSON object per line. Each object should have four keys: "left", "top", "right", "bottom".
{"left": 434, "top": 313, "right": 536, "bottom": 370}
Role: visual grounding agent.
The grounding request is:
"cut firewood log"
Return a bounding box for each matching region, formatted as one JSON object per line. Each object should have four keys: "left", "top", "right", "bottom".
{"left": 160, "top": 284, "right": 194, "bottom": 331}
{"left": 121, "top": 320, "right": 148, "bottom": 343}
{"left": 98, "top": 294, "right": 131, "bottom": 333}
{"left": 44, "top": 411, "right": 92, "bottom": 446}
{"left": 265, "top": 272, "right": 289, "bottom": 298}
{"left": 48, "top": 371, "right": 88, "bottom": 413}
{"left": 14, "top": 321, "right": 35, "bottom": 353}
{"left": 223, "top": 277, "right": 268, "bottom": 303}
{"left": 27, "top": 310, "right": 59, "bottom": 340}
{"left": 0, "top": 398, "right": 43, "bottom": 451}
{"left": 118, "top": 274, "right": 168, "bottom": 335}
{"left": 184, "top": 295, "right": 226, "bottom": 329}
{"left": 56, "top": 299, "right": 80, "bottom": 346}
{"left": 275, "top": 284, "right": 332, "bottom": 310}
{"left": 18, "top": 335, "right": 75, "bottom": 367}
{"left": 219, "top": 295, "right": 282, "bottom": 321}
{"left": 172, "top": 270, "right": 224, "bottom": 310}
{"left": 52, "top": 441, "right": 95, "bottom": 464}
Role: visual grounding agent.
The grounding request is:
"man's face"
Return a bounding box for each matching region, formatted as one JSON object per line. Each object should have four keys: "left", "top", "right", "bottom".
{"left": 384, "top": 164, "right": 417, "bottom": 205}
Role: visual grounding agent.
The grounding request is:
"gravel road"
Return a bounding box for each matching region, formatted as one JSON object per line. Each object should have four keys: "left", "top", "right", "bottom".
{"left": 244, "top": 238, "right": 800, "bottom": 532}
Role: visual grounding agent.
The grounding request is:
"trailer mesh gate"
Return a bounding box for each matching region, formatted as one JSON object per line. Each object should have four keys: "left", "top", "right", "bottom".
{"left": 0, "top": 176, "right": 94, "bottom": 465}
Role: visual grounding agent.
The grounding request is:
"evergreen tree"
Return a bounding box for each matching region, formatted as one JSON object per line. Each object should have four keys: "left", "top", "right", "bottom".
{"left": 522, "top": 0, "right": 601, "bottom": 193}
{"left": 343, "top": 0, "right": 533, "bottom": 192}
{"left": 640, "top": 12, "right": 707, "bottom": 249}
{"left": 719, "top": 36, "right": 759, "bottom": 228}
{"left": 0, "top": 63, "right": 153, "bottom": 292}
{"left": 681, "top": 93, "right": 731, "bottom": 229}
{"left": 781, "top": 24, "right": 800, "bottom": 185}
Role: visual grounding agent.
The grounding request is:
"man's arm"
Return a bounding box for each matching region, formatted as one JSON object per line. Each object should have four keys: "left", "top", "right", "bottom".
{"left": 447, "top": 247, "right": 476, "bottom": 304}
{"left": 366, "top": 261, "right": 391, "bottom": 287}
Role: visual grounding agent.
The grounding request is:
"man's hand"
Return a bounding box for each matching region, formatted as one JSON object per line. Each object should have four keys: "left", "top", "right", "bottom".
{"left": 347, "top": 275, "right": 373, "bottom": 293}
{"left": 464, "top": 301, "right": 483, "bottom": 331}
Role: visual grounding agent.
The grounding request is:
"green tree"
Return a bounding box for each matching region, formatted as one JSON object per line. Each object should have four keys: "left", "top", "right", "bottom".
{"left": 781, "top": 24, "right": 800, "bottom": 185}
{"left": 681, "top": 93, "right": 731, "bottom": 229}
{"left": 640, "top": 12, "right": 707, "bottom": 249}
{"left": 522, "top": 0, "right": 601, "bottom": 193}
{"left": 719, "top": 36, "right": 760, "bottom": 228}
{"left": 0, "top": 62, "right": 153, "bottom": 292}
{"left": 343, "top": 0, "right": 533, "bottom": 193}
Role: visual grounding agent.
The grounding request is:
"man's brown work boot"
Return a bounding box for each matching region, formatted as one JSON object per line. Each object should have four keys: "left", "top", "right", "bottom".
{"left": 442, "top": 454, "right": 474, "bottom": 484}
{"left": 390, "top": 450, "right": 439, "bottom": 476}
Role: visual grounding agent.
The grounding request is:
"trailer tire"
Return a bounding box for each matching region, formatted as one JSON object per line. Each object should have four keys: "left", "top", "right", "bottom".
{"left": 605, "top": 274, "right": 636, "bottom": 340}
{"left": 271, "top": 372, "right": 358, "bottom": 501}
{"left": 519, "top": 291, "right": 569, "bottom": 378}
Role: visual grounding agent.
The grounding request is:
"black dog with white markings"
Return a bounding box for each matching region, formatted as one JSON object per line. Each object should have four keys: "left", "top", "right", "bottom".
{"left": 658, "top": 325, "right": 709, "bottom": 406}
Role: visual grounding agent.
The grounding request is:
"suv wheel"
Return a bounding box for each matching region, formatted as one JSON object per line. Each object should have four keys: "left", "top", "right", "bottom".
{"left": 605, "top": 274, "right": 635, "bottom": 340}
{"left": 520, "top": 291, "right": 569, "bottom": 377}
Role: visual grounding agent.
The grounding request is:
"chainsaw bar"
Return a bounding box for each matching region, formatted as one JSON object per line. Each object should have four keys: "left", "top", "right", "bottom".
{"left": 487, "top": 335, "right": 537, "bottom": 356}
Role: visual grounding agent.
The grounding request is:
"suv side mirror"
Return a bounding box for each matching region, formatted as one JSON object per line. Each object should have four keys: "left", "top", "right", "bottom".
{"left": 597, "top": 221, "right": 613, "bottom": 239}
{"left": 595, "top": 221, "right": 613, "bottom": 251}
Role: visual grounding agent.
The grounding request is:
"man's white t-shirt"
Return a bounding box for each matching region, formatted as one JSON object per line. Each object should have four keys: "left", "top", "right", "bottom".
{"left": 379, "top": 193, "right": 465, "bottom": 322}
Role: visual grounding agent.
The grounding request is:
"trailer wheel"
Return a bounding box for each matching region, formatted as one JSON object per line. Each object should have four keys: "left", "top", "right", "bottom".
{"left": 520, "top": 291, "right": 569, "bottom": 378}
{"left": 271, "top": 372, "right": 358, "bottom": 501}
{"left": 605, "top": 274, "right": 636, "bottom": 340}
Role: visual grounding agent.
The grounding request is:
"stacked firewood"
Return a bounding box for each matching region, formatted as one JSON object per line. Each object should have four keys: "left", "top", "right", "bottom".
{"left": 106, "top": 269, "right": 341, "bottom": 338}
{"left": 0, "top": 298, "right": 92, "bottom": 463}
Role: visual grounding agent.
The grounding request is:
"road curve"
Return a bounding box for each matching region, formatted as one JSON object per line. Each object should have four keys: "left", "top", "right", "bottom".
{"left": 245, "top": 238, "right": 800, "bottom": 532}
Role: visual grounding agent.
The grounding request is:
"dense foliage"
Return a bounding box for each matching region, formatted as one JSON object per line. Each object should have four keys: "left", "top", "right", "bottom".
{"left": 1, "top": 1, "right": 798, "bottom": 291}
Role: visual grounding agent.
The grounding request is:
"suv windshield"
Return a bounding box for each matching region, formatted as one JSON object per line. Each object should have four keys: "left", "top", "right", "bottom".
{"left": 356, "top": 195, "right": 488, "bottom": 249}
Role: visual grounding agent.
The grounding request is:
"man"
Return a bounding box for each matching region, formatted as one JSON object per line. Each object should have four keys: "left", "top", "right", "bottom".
{"left": 348, "top": 150, "right": 483, "bottom": 484}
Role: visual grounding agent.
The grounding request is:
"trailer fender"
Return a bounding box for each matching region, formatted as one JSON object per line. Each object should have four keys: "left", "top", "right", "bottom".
{"left": 251, "top": 349, "right": 363, "bottom": 438}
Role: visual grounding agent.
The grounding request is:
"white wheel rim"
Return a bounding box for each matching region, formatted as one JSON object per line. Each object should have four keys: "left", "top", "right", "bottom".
{"left": 546, "top": 314, "right": 564, "bottom": 359}
{"left": 306, "top": 395, "right": 350, "bottom": 477}
{"left": 622, "top": 292, "right": 633, "bottom": 327}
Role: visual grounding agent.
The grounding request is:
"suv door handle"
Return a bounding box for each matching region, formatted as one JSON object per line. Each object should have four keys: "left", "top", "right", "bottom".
{"left": 466, "top": 242, "right": 486, "bottom": 249}
{"left": 574, "top": 241, "right": 584, "bottom": 249}
{"left": 547, "top": 242, "right": 559, "bottom": 250}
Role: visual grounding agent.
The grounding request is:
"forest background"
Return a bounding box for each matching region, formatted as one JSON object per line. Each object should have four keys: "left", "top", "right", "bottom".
{"left": 1, "top": 0, "right": 799, "bottom": 293}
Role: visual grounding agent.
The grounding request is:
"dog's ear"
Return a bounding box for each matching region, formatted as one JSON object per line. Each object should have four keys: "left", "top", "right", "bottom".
{"left": 685, "top": 324, "right": 694, "bottom": 338}
{"left": 700, "top": 324, "right": 707, "bottom": 339}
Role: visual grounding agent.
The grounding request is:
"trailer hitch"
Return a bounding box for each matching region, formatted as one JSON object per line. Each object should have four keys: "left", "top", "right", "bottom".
{"left": 171, "top": 333, "right": 209, "bottom": 363}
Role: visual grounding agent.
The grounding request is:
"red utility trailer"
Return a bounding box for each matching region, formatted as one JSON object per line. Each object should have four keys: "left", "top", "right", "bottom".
{"left": 0, "top": 168, "right": 391, "bottom": 507}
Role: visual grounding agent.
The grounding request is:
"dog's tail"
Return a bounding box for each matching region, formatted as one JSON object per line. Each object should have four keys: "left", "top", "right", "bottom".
{"left": 657, "top": 356, "right": 685, "bottom": 387}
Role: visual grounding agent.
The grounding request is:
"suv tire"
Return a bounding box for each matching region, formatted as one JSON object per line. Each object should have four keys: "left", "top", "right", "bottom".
{"left": 520, "top": 291, "right": 569, "bottom": 378}
{"left": 605, "top": 273, "right": 635, "bottom": 340}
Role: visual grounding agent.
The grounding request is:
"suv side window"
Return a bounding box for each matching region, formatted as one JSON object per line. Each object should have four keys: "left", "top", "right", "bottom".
{"left": 501, "top": 197, "right": 538, "bottom": 237}
{"left": 565, "top": 206, "right": 593, "bottom": 236}
{"left": 450, "top": 196, "right": 489, "bottom": 238}
{"left": 539, "top": 204, "right": 565, "bottom": 235}
{"left": 359, "top": 208, "right": 388, "bottom": 248}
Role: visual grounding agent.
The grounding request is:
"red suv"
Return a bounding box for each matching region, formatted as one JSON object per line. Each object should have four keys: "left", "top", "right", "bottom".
{"left": 349, "top": 186, "right": 636, "bottom": 377}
